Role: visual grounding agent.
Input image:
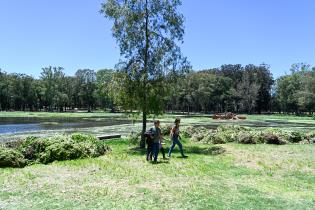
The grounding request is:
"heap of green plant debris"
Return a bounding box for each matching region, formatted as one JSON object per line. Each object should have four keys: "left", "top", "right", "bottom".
{"left": 129, "top": 124, "right": 314, "bottom": 146}
{"left": 0, "top": 133, "right": 111, "bottom": 168}
{"left": 181, "top": 125, "right": 315, "bottom": 145}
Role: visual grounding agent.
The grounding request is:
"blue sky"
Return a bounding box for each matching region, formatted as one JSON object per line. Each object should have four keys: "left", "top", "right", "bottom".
{"left": 0, "top": 0, "right": 314, "bottom": 78}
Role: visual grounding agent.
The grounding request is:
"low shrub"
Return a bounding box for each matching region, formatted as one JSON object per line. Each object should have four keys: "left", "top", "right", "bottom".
{"left": 191, "top": 132, "right": 205, "bottom": 142}
{"left": 203, "top": 146, "right": 226, "bottom": 155}
{"left": 20, "top": 136, "right": 47, "bottom": 161}
{"left": 217, "top": 125, "right": 250, "bottom": 133}
{"left": 287, "top": 131, "right": 303, "bottom": 143}
{"left": 181, "top": 126, "right": 199, "bottom": 138}
{"left": 200, "top": 131, "right": 216, "bottom": 144}
{"left": 263, "top": 128, "right": 288, "bottom": 143}
{"left": 160, "top": 124, "right": 172, "bottom": 136}
{"left": 0, "top": 146, "right": 26, "bottom": 168}
{"left": 262, "top": 133, "right": 286, "bottom": 145}
{"left": 211, "top": 133, "right": 227, "bottom": 144}
{"left": 237, "top": 132, "right": 256, "bottom": 144}
{"left": 186, "top": 125, "right": 305, "bottom": 145}
{"left": 0, "top": 133, "right": 111, "bottom": 167}
{"left": 216, "top": 125, "right": 250, "bottom": 143}
{"left": 305, "top": 131, "right": 315, "bottom": 143}
{"left": 128, "top": 131, "right": 141, "bottom": 145}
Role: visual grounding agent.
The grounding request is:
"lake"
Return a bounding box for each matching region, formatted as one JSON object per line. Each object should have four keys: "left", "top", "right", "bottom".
{"left": 0, "top": 117, "right": 134, "bottom": 140}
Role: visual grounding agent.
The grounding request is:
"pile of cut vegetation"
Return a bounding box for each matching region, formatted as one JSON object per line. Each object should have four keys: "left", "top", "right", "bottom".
{"left": 0, "top": 133, "right": 111, "bottom": 168}
{"left": 181, "top": 125, "right": 315, "bottom": 145}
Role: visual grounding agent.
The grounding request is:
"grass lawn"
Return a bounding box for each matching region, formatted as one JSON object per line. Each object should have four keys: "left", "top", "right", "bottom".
{"left": 0, "top": 111, "right": 122, "bottom": 118}
{"left": 1, "top": 139, "right": 314, "bottom": 210}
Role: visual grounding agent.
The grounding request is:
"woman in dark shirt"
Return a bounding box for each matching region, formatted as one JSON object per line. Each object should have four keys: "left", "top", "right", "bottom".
{"left": 168, "top": 118, "right": 187, "bottom": 158}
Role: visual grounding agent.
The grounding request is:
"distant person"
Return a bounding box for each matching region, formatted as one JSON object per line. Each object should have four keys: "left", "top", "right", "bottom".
{"left": 159, "top": 135, "right": 166, "bottom": 159}
{"left": 150, "top": 120, "right": 162, "bottom": 163}
{"left": 168, "top": 118, "right": 188, "bottom": 158}
{"left": 145, "top": 130, "right": 153, "bottom": 161}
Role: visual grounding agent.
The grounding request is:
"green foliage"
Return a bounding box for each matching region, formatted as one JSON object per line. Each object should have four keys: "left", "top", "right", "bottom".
{"left": 305, "top": 131, "right": 315, "bottom": 143}
{"left": 101, "top": 0, "right": 189, "bottom": 146}
{"left": 262, "top": 133, "right": 286, "bottom": 145}
{"left": 1, "top": 134, "right": 111, "bottom": 167}
{"left": 216, "top": 125, "right": 251, "bottom": 143}
{"left": 183, "top": 125, "right": 309, "bottom": 145}
{"left": 160, "top": 124, "right": 172, "bottom": 136}
{"left": 203, "top": 146, "right": 226, "bottom": 155}
{"left": 199, "top": 131, "right": 216, "bottom": 144}
{"left": 128, "top": 131, "right": 141, "bottom": 146}
{"left": 20, "top": 136, "right": 48, "bottom": 161}
{"left": 0, "top": 146, "right": 26, "bottom": 168}
{"left": 191, "top": 132, "right": 206, "bottom": 142}
{"left": 287, "top": 131, "right": 303, "bottom": 143}
{"left": 181, "top": 126, "right": 199, "bottom": 138}
{"left": 237, "top": 132, "right": 256, "bottom": 144}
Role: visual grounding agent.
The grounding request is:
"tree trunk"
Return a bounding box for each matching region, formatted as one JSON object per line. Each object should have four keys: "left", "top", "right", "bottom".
{"left": 140, "top": 0, "right": 149, "bottom": 148}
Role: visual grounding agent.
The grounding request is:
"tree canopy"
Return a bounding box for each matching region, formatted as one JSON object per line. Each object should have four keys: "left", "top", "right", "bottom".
{"left": 101, "top": 0, "right": 190, "bottom": 147}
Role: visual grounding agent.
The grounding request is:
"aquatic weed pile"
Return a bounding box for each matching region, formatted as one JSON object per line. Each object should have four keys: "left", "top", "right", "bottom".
{"left": 181, "top": 125, "right": 315, "bottom": 145}
{"left": 0, "top": 133, "right": 111, "bottom": 168}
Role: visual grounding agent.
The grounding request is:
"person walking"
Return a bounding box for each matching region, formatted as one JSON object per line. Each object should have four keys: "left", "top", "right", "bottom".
{"left": 145, "top": 130, "right": 153, "bottom": 161}
{"left": 151, "top": 120, "right": 162, "bottom": 163}
{"left": 168, "top": 118, "right": 188, "bottom": 158}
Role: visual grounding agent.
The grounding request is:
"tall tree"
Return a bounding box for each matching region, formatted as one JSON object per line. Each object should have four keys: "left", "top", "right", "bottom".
{"left": 0, "top": 69, "right": 11, "bottom": 110}
{"left": 237, "top": 65, "right": 259, "bottom": 114}
{"left": 101, "top": 0, "right": 190, "bottom": 147}
{"left": 40, "top": 66, "right": 65, "bottom": 111}
{"left": 75, "top": 69, "right": 97, "bottom": 112}
{"left": 96, "top": 69, "right": 114, "bottom": 111}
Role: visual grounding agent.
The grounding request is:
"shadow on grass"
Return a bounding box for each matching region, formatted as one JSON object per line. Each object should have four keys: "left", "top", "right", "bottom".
{"left": 185, "top": 145, "right": 226, "bottom": 155}
{"left": 149, "top": 160, "right": 170, "bottom": 164}
{"left": 127, "top": 145, "right": 226, "bottom": 157}
{"left": 127, "top": 147, "right": 147, "bottom": 156}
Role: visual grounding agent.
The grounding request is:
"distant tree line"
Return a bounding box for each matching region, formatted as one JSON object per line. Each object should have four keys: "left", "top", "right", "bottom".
{"left": 0, "top": 67, "right": 113, "bottom": 112}
{"left": 0, "top": 63, "right": 314, "bottom": 115}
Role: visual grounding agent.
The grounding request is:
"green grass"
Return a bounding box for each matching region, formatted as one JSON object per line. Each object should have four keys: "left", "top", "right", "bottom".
{"left": 0, "top": 111, "right": 122, "bottom": 118}
{"left": 1, "top": 139, "right": 314, "bottom": 209}
{"left": 245, "top": 114, "right": 314, "bottom": 121}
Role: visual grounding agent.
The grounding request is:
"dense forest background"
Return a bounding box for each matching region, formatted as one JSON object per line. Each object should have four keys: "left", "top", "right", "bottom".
{"left": 0, "top": 63, "right": 314, "bottom": 115}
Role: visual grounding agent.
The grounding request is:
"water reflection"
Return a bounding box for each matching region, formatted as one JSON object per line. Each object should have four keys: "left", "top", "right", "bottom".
{"left": 0, "top": 118, "right": 132, "bottom": 135}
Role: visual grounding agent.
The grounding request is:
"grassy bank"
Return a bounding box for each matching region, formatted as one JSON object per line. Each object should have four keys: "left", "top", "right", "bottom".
{"left": 1, "top": 139, "right": 314, "bottom": 209}
{"left": 0, "top": 111, "right": 313, "bottom": 120}
{"left": 0, "top": 111, "right": 122, "bottom": 118}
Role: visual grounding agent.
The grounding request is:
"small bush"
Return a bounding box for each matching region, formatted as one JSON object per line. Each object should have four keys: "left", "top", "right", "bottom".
{"left": 200, "top": 131, "right": 216, "bottom": 144}
{"left": 191, "top": 132, "right": 205, "bottom": 142}
{"left": 217, "top": 125, "right": 251, "bottom": 143}
{"left": 203, "top": 146, "right": 226, "bottom": 155}
{"left": 17, "top": 134, "right": 111, "bottom": 165}
{"left": 20, "top": 136, "right": 47, "bottom": 161}
{"left": 263, "top": 133, "right": 286, "bottom": 145}
{"left": 249, "top": 131, "right": 265, "bottom": 144}
{"left": 128, "top": 131, "right": 141, "bottom": 145}
{"left": 212, "top": 133, "right": 227, "bottom": 144}
{"left": 217, "top": 125, "right": 250, "bottom": 133}
{"left": 287, "top": 131, "right": 303, "bottom": 143}
{"left": 237, "top": 132, "right": 256, "bottom": 144}
{"left": 160, "top": 124, "right": 172, "bottom": 136}
{"left": 0, "top": 146, "right": 26, "bottom": 168}
{"left": 305, "top": 131, "right": 315, "bottom": 143}
{"left": 181, "top": 126, "right": 200, "bottom": 138}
